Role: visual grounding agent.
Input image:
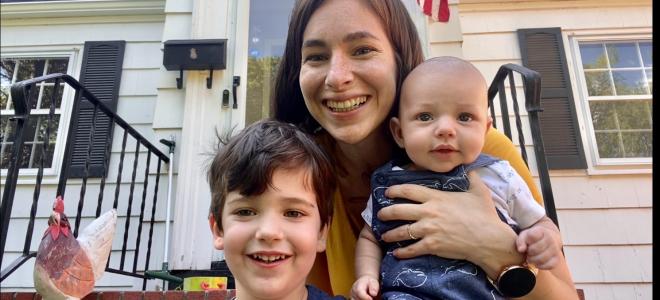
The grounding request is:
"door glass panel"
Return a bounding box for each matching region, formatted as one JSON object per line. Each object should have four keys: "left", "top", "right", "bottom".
{"left": 245, "top": 0, "right": 295, "bottom": 125}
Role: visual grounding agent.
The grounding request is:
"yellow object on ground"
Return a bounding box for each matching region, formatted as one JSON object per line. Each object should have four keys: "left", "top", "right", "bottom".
{"left": 183, "top": 277, "right": 227, "bottom": 291}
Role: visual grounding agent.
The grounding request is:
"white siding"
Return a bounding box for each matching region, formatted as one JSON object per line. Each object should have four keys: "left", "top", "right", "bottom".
{"left": 1, "top": 7, "right": 171, "bottom": 291}
{"left": 431, "top": 1, "right": 653, "bottom": 299}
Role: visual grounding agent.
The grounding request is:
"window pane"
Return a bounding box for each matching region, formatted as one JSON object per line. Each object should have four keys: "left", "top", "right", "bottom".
{"left": 646, "top": 69, "right": 652, "bottom": 91}
{"left": 47, "top": 59, "right": 69, "bottom": 75}
{"left": 612, "top": 70, "right": 647, "bottom": 95}
{"left": 0, "top": 86, "right": 8, "bottom": 109}
{"left": 622, "top": 132, "right": 652, "bottom": 157}
{"left": 36, "top": 115, "right": 60, "bottom": 143}
{"left": 16, "top": 59, "right": 46, "bottom": 82}
{"left": 1, "top": 60, "right": 16, "bottom": 85}
{"left": 30, "top": 141, "right": 56, "bottom": 168}
{"left": 245, "top": 0, "right": 295, "bottom": 125}
{"left": 606, "top": 43, "right": 640, "bottom": 68}
{"left": 580, "top": 43, "right": 608, "bottom": 69}
{"left": 595, "top": 132, "right": 622, "bottom": 158}
{"left": 585, "top": 71, "right": 614, "bottom": 96}
{"left": 639, "top": 42, "right": 652, "bottom": 67}
{"left": 41, "top": 84, "right": 64, "bottom": 109}
{"left": 615, "top": 100, "right": 652, "bottom": 130}
{"left": 589, "top": 101, "right": 617, "bottom": 130}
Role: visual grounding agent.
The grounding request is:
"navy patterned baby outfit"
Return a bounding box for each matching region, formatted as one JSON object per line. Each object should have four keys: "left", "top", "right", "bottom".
{"left": 370, "top": 154, "right": 515, "bottom": 300}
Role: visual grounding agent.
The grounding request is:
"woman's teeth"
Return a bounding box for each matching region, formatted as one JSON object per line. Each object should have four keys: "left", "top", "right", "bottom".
{"left": 326, "top": 96, "right": 367, "bottom": 112}
{"left": 251, "top": 254, "right": 286, "bottom": 263}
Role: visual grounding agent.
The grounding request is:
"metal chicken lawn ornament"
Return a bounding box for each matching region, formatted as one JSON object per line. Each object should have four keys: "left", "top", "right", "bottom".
{"left": 34, "top": 196, "right": 117, "bottom": 300}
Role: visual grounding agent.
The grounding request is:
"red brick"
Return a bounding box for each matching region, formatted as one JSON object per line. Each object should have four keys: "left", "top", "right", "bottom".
{"left": 82, "top": 292, "right": 100, "bottom": 300}
{"left": 205, "top": 290, "right": 229, "bottom": 300}
{"left": 163, "top": 291, "right": 184, "bottom": 300}
{"left": 123, "top": 292, "right": 143, "bottom": 300}
{"left": 0, "top": 293, "right": 13, "bottom": 300}
{"left": 98, "top": 291, "right": 122, "bottom": 300}
{"left": 143, "top": 291, "right": 163, "bottom": 300}
{"left": 32, "top": 294, "right": 42, "bottom": 300}
{"left": 184, "top": 292, "right": 205, "bottom": 300}
{"left": 14, "top": 292, "right": 35, "bottom": 300}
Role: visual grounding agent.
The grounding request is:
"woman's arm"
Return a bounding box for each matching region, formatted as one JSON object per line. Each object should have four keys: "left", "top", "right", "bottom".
{"left": 378, "top": 173, "right": 578, "bottom": 300}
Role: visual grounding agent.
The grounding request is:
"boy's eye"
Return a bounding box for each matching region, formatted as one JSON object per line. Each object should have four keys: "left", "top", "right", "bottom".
{"left": 235, "top": 209, "right": 256, "bottom": 217}
{"left": 416, "top": 113, "right": 433, "bottom": 122}
{"left": 284, "top": 210, "right": 305, "bottom": 218}
{"left": 458, "top": 113, "right": 473, "bottom": 122}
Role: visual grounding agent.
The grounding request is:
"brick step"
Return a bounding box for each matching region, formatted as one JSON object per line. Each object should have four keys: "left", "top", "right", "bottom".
{"left": 0, "top": 290, "right": 236, "bottom": 300}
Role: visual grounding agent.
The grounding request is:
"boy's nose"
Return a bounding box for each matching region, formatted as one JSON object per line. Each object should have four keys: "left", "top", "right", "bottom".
{"left": 325, "top": 54, "right": 354, "bottom": 90}
{"left": 255, "top": 216, "right": 284, "bottom": 242}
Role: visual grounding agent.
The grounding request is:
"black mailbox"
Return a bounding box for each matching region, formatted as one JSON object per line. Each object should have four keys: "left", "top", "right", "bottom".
{"left": 163, "top": 39, "right": 227, "bottom": 89}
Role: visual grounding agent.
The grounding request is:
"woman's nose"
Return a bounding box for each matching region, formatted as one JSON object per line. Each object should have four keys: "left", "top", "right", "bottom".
{"left": 254, "top": 216, "right": 284, "bottom": 242}
{"left": 434, "top": 117, "right": 456, "bottom": 137}
{"left": 324, "top": 54, "right": 354, "bottom": 90}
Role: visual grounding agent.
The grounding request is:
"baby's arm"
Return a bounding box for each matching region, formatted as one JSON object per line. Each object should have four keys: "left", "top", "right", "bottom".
{"left": 352, "top": 225, "right": 382, "bottom": 300}
{"left": 516, "top": 216, "right": 563, "bottom": 270}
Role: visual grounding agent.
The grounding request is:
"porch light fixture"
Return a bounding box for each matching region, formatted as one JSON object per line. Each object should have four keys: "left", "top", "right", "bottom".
{"left": 163, "top": 39, "right": 227, "bottom": 89}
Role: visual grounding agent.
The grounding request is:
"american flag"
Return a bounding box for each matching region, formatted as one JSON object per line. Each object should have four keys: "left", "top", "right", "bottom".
{"left": 417, "top": 0, "right": 450, "bottom": 22}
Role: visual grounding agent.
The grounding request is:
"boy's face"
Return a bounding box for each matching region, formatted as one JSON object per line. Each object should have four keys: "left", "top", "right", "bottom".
{"left": 391, "top": 64, "right": 491, "bottom": 172}
{"left": 209, "top": 167, "right": 328, "bottom": 300}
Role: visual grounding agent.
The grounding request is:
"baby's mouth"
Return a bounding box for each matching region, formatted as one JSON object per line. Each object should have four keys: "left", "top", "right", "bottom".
{"left": 325, "top": 96, "right": 367, "bottom": 112}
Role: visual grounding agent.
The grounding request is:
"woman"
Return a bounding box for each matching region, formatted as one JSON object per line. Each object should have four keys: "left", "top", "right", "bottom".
{"left": 272, "top": 0, "right": 577, "bottom": 299}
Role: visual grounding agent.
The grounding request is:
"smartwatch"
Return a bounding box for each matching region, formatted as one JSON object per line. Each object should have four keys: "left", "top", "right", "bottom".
{"left": 489, "top": 262, "right": 538, "bottom": 298}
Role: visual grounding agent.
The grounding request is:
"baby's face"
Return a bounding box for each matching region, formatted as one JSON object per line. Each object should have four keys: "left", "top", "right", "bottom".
{"left": 211, "top": 167, "right": 328, "bottom": 300}
{"left": 391, "top": 64, "right": 490, "bottom": 172}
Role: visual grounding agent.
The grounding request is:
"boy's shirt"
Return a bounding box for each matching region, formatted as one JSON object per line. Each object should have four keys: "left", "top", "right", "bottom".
{"left": 307, "top": 285, "right": 346, "bottom": 300}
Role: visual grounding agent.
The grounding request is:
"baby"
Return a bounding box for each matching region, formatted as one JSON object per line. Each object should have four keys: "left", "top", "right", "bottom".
{"left": 208, "top": 119, "right": 344, "bottom": 300}
{"left": 352, "top": 57, "right": 563, "bottom": 300}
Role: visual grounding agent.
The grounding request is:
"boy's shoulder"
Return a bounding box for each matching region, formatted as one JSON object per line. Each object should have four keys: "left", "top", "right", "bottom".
{"left": 306, "top": 285, "right": 346, "bottom": 300}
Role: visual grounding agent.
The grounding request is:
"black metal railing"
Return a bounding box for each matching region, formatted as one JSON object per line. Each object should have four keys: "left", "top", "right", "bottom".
{"left": 1, "top": 73, "right": 170, "bottom": 289}
{"left": 487, "top": 64, "right": 558, "bottom": 226}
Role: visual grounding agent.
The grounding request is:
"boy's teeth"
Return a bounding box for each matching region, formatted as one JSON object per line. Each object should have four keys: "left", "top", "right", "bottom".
{"left": 252, "top": 254, "right": 286, "bottom": 262}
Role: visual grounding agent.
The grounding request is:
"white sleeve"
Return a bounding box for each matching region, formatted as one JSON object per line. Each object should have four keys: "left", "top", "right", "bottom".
{"left": 361, "top": 196, "right": 374, "bottom": 227}
{"left": 502, "top": 163, "right": 546, "bottom": 229}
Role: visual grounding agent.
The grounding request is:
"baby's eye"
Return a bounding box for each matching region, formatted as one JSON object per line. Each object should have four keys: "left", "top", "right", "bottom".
{"left": 458, "top": 113, "right": 473, "bottom": 122}
{"left": 235, "top": 209, "right": 256, "bottom": 217}
{"left": 284, "top": 210, "right": 305, "bottom": 218}
{"left": 416, "top": 113, "right": 433, "bottom": 122}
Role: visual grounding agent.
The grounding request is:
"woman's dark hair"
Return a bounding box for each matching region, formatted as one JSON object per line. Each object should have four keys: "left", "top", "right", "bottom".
{"left": 271, "top": 0, "right": 425, "bottom": 132}
{"left": 208, "top": 119, "right": 336, "bottom": 229}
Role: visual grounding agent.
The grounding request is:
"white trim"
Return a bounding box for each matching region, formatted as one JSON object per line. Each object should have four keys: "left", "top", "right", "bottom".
{"left": 1, "top": 0, "right": 165, "bottom": 19}
{"left": 566, "top": 32, "right": 652, "bottom": 174}
{"left": 1, "top": 47, "right": 81, "bottom": 180}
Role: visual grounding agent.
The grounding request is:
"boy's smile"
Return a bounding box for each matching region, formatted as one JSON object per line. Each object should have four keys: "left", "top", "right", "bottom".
{"left": 211, "top": 167, "right": 328, "bottom": 300}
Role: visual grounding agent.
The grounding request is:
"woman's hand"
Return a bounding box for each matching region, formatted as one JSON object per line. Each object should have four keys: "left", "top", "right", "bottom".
{"left": 377, "top": 171, "right": 521, "bottom": 277}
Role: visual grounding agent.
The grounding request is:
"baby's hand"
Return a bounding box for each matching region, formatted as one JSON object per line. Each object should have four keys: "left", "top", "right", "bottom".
{"left": 351, "top": 276, "right": 380, "bottom": 300}
{"left": 516, "top": 223, "right": 562, "bottom": 270}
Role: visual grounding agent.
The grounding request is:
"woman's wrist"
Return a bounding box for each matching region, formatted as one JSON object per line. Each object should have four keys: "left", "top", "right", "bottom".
{"left": 468, "top": 221, "right": 524, "bottom": 279}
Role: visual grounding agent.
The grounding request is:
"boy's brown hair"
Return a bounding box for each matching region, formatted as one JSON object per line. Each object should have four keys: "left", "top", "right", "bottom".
{"left": 208, "top": 119, "right": 336, "bottom": 229}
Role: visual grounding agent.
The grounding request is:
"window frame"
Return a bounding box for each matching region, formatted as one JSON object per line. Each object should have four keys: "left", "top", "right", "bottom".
{"left": 1, "top": 48, "right": 79, "bottom": 178}
{"left": 569, "top": 33, "right": 652, "bottom": 171}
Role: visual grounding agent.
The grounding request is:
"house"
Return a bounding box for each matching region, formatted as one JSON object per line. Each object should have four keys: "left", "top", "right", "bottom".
{"left": 0, "top": 0, "right": 651, "bottom": 299}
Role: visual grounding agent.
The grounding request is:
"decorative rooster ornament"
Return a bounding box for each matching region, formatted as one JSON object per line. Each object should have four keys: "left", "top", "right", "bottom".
{"left": 34, "top": 196, "right": 117, "bottom": 300}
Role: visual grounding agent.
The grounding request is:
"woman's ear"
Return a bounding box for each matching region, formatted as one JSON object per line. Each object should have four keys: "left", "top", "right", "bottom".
{"left": 316, "top": 223, "right": 330, "bottom": 253}
{"left": 209, "top": 215, "right": 225, "bottom": 250}
{"left": 389, "top": 117, "right": 405, "bottom": 148}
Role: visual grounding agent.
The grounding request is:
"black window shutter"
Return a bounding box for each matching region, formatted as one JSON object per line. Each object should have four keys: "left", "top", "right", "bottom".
{"left": 68, "top": 41, "right": 125, "bottom": 178}
{"left": 517, "top": 28, "right": 586, "bottom": 169}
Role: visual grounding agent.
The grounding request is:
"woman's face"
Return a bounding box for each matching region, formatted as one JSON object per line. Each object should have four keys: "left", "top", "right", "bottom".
{"left": 299, "top": 0, "right": 397, "bottom": 145}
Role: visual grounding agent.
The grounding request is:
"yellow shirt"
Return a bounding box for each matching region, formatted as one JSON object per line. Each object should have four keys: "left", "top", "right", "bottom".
{"left": 308, "top": 128, "right": 544, "bottom": 297}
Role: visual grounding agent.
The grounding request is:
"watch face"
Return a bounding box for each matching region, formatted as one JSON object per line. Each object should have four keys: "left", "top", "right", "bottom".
{"left": 499, "top": 266, "right": 536, "bottom": 298}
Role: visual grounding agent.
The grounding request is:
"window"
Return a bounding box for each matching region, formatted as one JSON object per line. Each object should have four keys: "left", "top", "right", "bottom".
{"left": 574, "top": 39, "right": 652, "bottom": 165}
{"left": 1, "top": 56, "right": 71, "bottom": 170}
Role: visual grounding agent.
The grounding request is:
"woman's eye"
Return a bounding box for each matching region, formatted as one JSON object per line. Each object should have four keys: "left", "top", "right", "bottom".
{"left": 303, "top": 54, "right": 326, "bottom": 63}
{"left": 354, "top": 47, "right": 375, "bottom": 56}
{"left": 235, "top": 209, "right": 256, "bottom": 217}
{"left": 458, "top": 113, "right": 473, "bottom": 122}
{"left": 284, "top": 210, "right": 304, "bottom": 218}
{"left": 417, "top": 113, "right": 433, "bottom": 122}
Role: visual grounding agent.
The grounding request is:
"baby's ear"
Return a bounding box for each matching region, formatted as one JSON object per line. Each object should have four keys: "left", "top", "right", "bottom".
{"left": 316, "top": 223, "right": 329, "bottom": 253}
{"left": 389, "top": 117, "right": 405, "bottom": 148}
{"left": 209, "top": 215, "right": 225, "bottom": 250}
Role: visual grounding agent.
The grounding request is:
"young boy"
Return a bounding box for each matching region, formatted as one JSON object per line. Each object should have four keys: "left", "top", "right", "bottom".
{"left": 208, "top": 119, "right": 344, "bottom": 300}
{"left": 352, "top": 57, "right": 564, "bottom": 300}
